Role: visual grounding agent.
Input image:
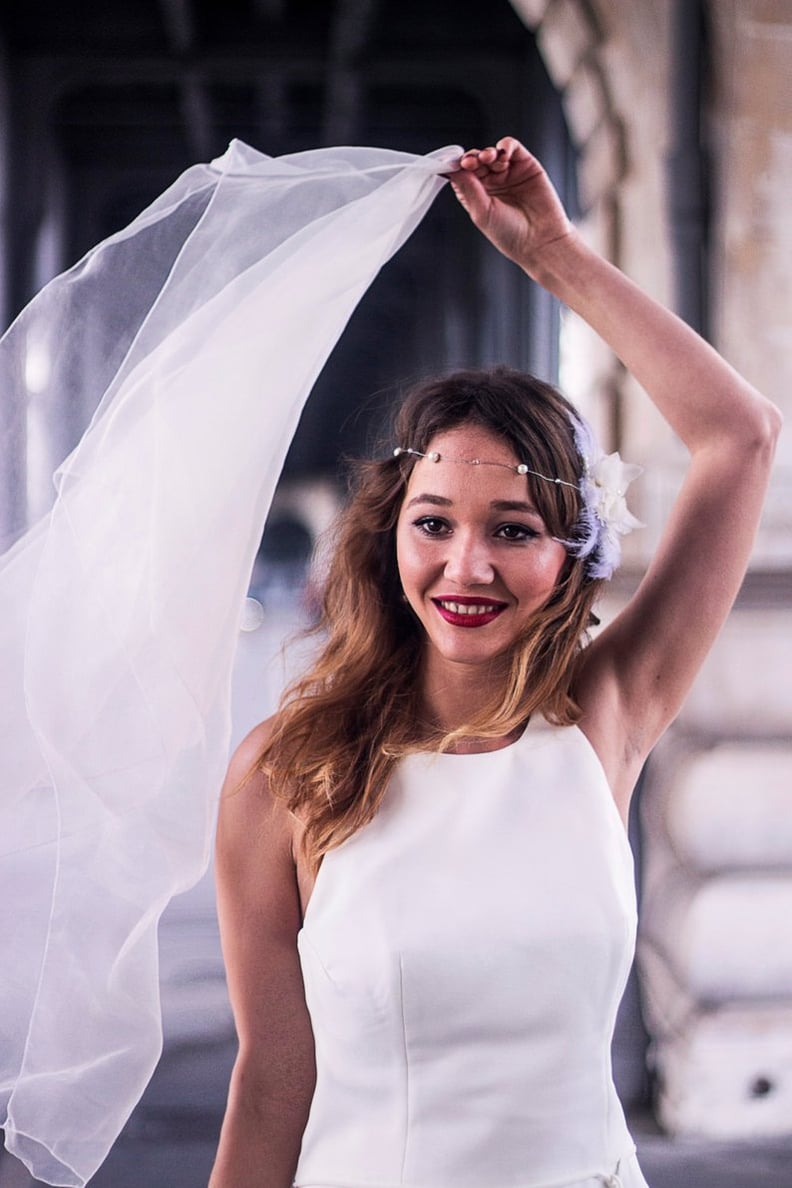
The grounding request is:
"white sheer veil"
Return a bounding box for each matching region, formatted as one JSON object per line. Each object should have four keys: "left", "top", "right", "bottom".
{"left": 0, "top": 138, "right": 458, "bottom": 1186}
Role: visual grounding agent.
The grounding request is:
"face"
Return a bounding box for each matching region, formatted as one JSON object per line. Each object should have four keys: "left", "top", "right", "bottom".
{"left": 395, "top": 423, "right": 568, "bottom": 679}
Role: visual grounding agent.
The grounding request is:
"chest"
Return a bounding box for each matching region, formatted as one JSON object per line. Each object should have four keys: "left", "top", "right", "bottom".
{"left": 299, "top": 727, "right": 637, "bottom": 1029}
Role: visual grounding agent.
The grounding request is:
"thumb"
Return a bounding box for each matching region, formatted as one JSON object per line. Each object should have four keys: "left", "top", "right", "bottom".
{"left": 448, "top": 170, "right": 491, "bottom": 228}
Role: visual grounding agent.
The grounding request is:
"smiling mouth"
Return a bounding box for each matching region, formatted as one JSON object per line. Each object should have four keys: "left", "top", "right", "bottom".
{"left": 432, "top": 597, "right": 508, "bottom": 628}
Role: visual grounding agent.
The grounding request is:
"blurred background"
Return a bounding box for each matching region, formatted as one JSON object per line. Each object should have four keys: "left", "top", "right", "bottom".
{"left": 0, "top": 1, "right": 790, "bottom": 1185}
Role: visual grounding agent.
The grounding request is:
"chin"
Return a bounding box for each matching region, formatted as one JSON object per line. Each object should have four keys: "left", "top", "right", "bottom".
{"left": 430, "top": 637, "right": 514, "bottom": 671}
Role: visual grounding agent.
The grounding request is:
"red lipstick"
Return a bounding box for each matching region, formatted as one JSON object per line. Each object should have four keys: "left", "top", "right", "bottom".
{"left": 431, "top": 595, "right": 508, "bottom": 629}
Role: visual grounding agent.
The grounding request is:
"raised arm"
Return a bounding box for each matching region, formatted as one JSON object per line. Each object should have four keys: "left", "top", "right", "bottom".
{"left": 452, "top": 139, "right": 782, "bottom": 810}
{"left": 209, "top": 723, "right": 315, "bottom": 1188}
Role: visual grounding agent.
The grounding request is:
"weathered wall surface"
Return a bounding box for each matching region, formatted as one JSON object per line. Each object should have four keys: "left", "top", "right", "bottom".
{"left": 511, "top": 0, "right": 792, "bottom": 1139}
{"left": 510, "top": 0, "right": 791, "bottom": 570}
{"left": 710, "top": 0, "right": 792, "bottom": 564}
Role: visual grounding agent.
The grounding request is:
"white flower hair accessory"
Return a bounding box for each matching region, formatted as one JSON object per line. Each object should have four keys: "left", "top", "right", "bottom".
{"left": 565, "top": 413, "right": 643, "bottom": 580}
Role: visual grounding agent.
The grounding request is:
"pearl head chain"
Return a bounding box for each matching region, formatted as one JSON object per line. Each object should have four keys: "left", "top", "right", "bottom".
{"left": 392, "top": 445, "right": 579, "bottom": 491}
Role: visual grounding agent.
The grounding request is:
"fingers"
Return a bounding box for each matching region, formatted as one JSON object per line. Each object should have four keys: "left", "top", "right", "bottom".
{"left": 494, "top": 136, "right": 524, "bottom": 158}
{"left": 458, "top": 137, "right": 533, "bottom": 181}
{"left": 459, "top": 146, "right": 508, "bottom": 176}
{"left": 452, "top": 140, "right": 519, "bottom": 221}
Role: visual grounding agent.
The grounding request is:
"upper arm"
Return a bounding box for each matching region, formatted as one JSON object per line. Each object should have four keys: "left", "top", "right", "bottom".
{"left": 215, "top": 721, "right": 315, "bottom": 1104}
{"left": 577, "top": 415, "right": 780, "bottom": 800}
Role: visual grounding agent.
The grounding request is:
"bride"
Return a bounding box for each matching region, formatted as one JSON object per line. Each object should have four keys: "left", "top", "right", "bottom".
{"left": 208, "top": 139, "right": 780, "bottom": 1188}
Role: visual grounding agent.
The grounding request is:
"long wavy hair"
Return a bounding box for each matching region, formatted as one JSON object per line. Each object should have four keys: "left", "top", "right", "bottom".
{"left": 256, "top": 367, "right": 605, "bottom": 871}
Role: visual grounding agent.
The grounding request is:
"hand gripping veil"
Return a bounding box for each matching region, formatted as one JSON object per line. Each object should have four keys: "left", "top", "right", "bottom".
{"left": 0, "top": 139, "right": 458, "bottom": 1186}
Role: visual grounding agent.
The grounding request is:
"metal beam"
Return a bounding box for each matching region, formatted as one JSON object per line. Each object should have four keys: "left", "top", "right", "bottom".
{"left": 20, "top": 49, "right": 510, "bottom": 95}
{"left": 322, "top": 0, "right": 379, "bottom": 145}
{"left": 157, "top": 0, "right": 214, "bottom": 159}
{"left": 667, "top": 0, "right": 709, "bottom": 337}
{"left": 158, "top": 0, "right": 195, "bottom": 54}
{"left": 252, "top": 0, "right": 286, "bottom": 19}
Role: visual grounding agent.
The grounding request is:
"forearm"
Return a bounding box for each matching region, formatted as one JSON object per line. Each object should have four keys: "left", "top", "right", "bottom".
{"left": 209, "top": 1062, "right": 312, "bottom": 1188}
{"left": 523, "top": 232, "right": 779, "bottom": 451}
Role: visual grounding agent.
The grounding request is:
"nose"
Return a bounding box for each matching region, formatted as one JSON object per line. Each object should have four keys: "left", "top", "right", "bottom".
{"left": 442, "top": 529, "right": 495, "bottom": 587}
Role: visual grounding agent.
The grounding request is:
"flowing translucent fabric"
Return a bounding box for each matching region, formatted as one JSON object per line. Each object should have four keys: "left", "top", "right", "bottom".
{"left": 0, "top": 139, "right": 458, "bottom": 1186}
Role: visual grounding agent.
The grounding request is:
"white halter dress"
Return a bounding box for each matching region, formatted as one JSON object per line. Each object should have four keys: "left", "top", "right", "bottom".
{"left": 295, "top": 719, "right": 650, "bottom": 1188}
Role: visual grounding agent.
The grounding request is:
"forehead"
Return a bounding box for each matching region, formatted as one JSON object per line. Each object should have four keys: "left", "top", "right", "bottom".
{"left": 403, "top": 424, "right": 527, "bottom": 497}
{"left": 426, "top": 424, "right": 519, "bottom": 463}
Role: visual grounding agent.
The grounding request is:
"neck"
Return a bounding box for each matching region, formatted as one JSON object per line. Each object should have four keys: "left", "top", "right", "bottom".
{"left": 418, "top": 650, "right": 518, "bottom": 750}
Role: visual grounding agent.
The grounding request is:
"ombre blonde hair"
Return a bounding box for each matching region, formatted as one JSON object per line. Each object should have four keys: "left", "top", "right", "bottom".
{"left": 256, "top": 367, "right": 605, "bottom": 872}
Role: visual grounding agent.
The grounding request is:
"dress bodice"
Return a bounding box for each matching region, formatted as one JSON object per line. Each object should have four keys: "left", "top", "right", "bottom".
{"left": 295, "top": 720, "right": 648, "bottom": 1188}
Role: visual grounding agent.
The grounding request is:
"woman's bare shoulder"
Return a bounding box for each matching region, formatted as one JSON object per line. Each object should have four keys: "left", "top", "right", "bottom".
{"left": 218, "top": 714, "right": 295, "bottom": 865}
{"left": 223, "top": 714, "right": 278, "bottom": 785}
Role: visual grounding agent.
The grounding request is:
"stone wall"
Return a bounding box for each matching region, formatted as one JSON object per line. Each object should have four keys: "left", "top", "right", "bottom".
{"left": 710, "top": 0, "right": 792, "bottom": 564}
{"left": 510, "top": 0, "right": 792, "bottom": 1138}
{"left": 509, "top": 0, "right": 791, "bottom": 568}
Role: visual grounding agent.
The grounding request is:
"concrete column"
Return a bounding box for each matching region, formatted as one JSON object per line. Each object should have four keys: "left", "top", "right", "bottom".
{"left": 0, "top": 38, "right": 27, "bottom": 550}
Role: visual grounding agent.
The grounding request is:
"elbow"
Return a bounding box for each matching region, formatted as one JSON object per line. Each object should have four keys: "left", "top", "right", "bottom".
{"left": 741, "top": 394, "right": 783, "bottom": 461}
{"left": 766, "top": 400, "right": 784, "bottom": 445}
{"left": 758, "top": 394, "right": 783, "bottom": 442}
{"left": 703, "top": 395, "right": 784, "bottom": 486}
{"left": 757, "top": 400, "right": 783, "bottom": 476}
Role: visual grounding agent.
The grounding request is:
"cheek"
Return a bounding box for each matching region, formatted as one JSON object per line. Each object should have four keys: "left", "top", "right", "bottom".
{"left": 396, "top": 534, "right": 422, "bottom": 595}
{"left": 396, "top": 523, "right": 441, "bottom": 608}
{"left": 523, "top": 541, "right": 569, "bottom": 595}
{"left": 395, "top": 520, "right": 416, "bottom": 591}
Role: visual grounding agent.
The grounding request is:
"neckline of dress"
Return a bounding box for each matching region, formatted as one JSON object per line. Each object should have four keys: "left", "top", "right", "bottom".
{"left": 403, "top": 714, "right": 548, "bottom": 763}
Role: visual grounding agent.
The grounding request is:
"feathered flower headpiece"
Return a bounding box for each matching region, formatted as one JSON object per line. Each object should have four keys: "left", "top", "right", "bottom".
{"left": 564, "top": 413, "right": 643, "bottom": 580}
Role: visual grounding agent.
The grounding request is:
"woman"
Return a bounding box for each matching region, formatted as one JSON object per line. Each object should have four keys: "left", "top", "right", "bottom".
{"left": 209, "top": 139, "right": 780, "bottom": 1188}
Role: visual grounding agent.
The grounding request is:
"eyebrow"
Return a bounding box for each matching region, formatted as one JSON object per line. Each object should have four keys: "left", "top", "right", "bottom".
{"left": 404, "top": 494, "right": 541, "bottom": 514}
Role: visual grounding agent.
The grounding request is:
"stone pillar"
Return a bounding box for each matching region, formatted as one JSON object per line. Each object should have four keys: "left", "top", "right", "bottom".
{"left": 0, "top": 36, "right": 27, "bottom": 551}
{"left": 710, "top": 0, "right": 792, "bottom": 562}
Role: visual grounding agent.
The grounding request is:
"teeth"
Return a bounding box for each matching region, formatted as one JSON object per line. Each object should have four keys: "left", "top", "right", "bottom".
{"left": 438, "top": 601, "right": 501, "bottom": 616}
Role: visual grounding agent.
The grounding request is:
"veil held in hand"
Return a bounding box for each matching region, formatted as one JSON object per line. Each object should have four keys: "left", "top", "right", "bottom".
{"left": 0, "top": 137, "right": 458, "bottom": 1187}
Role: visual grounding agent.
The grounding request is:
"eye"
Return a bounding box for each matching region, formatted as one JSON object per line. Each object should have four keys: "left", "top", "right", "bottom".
{"left": 495, "top": 522, "right": 540, "bottom": 542}
{"left": 413, "top": 516, "right": 451, "bottom": 536}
